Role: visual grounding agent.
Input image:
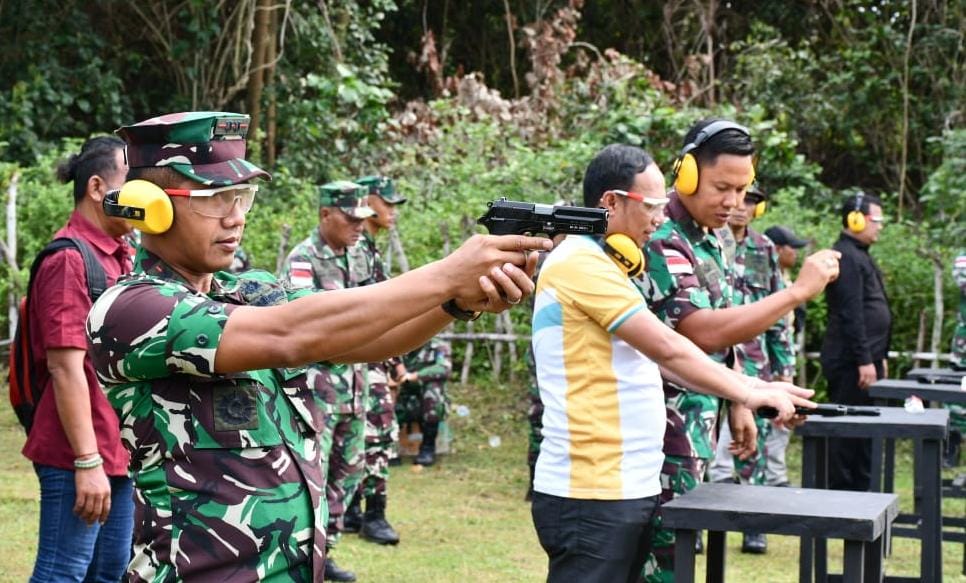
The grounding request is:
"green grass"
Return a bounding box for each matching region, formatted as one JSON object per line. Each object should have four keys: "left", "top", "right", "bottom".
{"left": 1, "top": 380, "right": 964, "bottom": 582}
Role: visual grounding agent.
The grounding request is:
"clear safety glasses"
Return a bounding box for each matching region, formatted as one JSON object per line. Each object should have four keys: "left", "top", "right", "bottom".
{"left": 164, "top": 184, "right": 259, "bottom": 218}
{"left": 608, "top": 189, "right": 669, "bottom": 215}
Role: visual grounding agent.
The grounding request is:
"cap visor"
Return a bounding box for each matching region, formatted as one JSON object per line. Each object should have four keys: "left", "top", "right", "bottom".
{"left": 169, "top": 158, "right": 271, "bottom": 187}
{"left": 342, "top": 206, "right": 377, "bottom": 219}
{"left": 382, "top": 194, "right": 408, "bottom": 204}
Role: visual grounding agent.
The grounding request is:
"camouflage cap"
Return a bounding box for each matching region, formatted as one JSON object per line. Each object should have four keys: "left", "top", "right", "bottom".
{"left": 745, "top": 185, "right": 768, "bottom": 204}
{"left": 116, "top": 111, "right": 270, "bottom": 186}
{"left": 319, "top": 180, "right": 376, "bottom": 219}
{"left": 356, "top": 175, "right": 407, "bottom": 205}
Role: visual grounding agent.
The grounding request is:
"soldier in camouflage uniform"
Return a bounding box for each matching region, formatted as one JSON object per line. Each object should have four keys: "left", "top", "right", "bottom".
{"left": 279, "top": 181, "right": 378, "bottom": 582}
{"left": 708, "top": 187, "right": 796, "bottom": 554}
{"left": 945, "top": 250, "right": 966, "bottom": 466}
{"left": 346, "top": 174, "right": 408, "bottom": 545}
{"left": 88, "top": 112, "right": 547, "bottom": 583}
{"left": 398, "top": 338, "right": 453, "bottom": 466}
{"left": 637, "top": 119, "right": 840, "bottom": 582}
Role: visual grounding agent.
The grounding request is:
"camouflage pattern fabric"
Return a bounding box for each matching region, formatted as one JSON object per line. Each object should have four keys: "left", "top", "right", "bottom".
{"left": 637, "top": 194, "right": 737, "bottom": 460}
{"left": 724, "top": 227, "right": 791, "bottom": 483}
{"left": 358, "top": 231, "right": 399, "bottom": 499}
{"left": 280, "top": 227, "right": 376, "bottom": 549}
{"left": 86, "top": 246, "right": 328, "bottom": 582}
{"left": 947, "top": 251, "right": 966, "bottom": 432}
{"left": 228, "top": 246, "right": 252, "bottom": 274}
{"left": 642, "top": 455, "right": 708, "bottom": 583}
{"left": 116, "top": 111, "right": 270, "bottom": 186}
{"left": 398, "top": 339, "right": 452, "bottom": 425}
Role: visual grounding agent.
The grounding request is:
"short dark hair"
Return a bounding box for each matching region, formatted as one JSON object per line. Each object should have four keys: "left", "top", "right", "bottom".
{"left": 55, "top": 136, "right": 125, "bottom": 203}
{"left": 582, "top": 145, "right": 655, "bottom": 208}
{"left": 126, "top": 166, "right": 193, "bottom": 189}
{"left": 839, "top": 191, "right": 883, "bottom": 228}
{"left": 682, "top": 118, "right": 755, "bottom": 168}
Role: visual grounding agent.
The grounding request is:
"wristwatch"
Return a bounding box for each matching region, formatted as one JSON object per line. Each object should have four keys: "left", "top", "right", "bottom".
{"left": 441, "top": 299, "right": 481, "bottom": 321}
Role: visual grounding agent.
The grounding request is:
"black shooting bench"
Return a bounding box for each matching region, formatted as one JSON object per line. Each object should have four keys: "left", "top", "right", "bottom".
{"left": 796, "top": 406, "right": 948, "bottom": 582}
{"left": 870, "top": 371, "right": 966, "bottom": 576}
{"left": 661, "top": 483, "right": 898, "bottom": 583}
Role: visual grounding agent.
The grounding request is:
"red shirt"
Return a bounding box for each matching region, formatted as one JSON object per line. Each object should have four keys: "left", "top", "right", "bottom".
{"left": 21, "top": 211, "right": 133, "bottom": 476}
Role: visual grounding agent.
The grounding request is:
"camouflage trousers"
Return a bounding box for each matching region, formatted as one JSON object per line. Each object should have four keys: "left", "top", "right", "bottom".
{"left": 708, "top": 414, "right": 771, "bottom": 485}
{"left": 361, "top": 375, "right": 399, "bottom": 499}
{"left": 946, "top": 403, "right": 966, "bottom": 434}
{"left": 323, "top": 410, "right": 365, "bottom": 547}
{"left": 396, "top": 380, "right": 448, "bottom": 425}
{"left": 642, "top": 455, "right": 708, "bottom": 583}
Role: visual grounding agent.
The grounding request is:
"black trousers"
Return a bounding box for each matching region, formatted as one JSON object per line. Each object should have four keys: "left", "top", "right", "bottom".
{"left": 823, "top": 359, "right": 883, "bottom": 492}
{"left": 531, "top": 491, "right": 659, "bottom": 583}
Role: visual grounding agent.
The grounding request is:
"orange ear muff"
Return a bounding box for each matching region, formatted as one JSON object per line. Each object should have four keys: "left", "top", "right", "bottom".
{"left": 603, "top": 233, "right": 645, "bottom": 278}
{"left": 103, "top": 179, "right": 174, "bottom": 235}
{"left": 672, "top": 153, "right": 699, "bottom": 196}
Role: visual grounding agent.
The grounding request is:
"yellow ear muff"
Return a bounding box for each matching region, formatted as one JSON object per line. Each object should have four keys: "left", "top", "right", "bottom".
{"left": 846, "top": 192, "right": 866, "bottom": 233}
{"left": 753, "top": 200, "right": 767, "bottom": 219}
{"left": 673, "top": 153, "right": 699, "bottom": 196}
{"left": 103, "top": 179, "right": 174, "bottom": 235}
{"left": 603, "top": 233, "right": 645, "bottom": 278}
{"left": 847, "top": 210, "right": 866, "bottom": 233}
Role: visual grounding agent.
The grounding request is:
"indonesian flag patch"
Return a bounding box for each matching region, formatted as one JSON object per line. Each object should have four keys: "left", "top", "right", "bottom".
{"left": 289, "top": 261, "right": 315, "bottom": 288}
{"left": 663, "top": 249, "right": 693, "bottom": 275}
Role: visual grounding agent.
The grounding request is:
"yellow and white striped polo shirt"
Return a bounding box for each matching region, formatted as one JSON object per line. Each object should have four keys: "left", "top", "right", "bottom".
{"left": 532, "top": 235, "right": 666, "bottom": 500}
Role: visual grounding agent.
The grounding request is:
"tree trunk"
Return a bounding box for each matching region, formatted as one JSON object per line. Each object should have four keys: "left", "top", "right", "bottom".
{"left": 265, "top": 3, "right": 279, "bottom": 167}
{"left": 275, "top": 223, "right": 292, "bottom": 275}
{"left": 388, "top": 227, "right": 410, "bottom": 273}
{"left": 5, "top": 172, "right": 19, "bottom": 337}
{"left": 914, "top": 309, "right": 927, "bottom": 369}
{"left": 460, "top": 320, "right": 475, "bottom": 385}
{"left": 246, "top": 0, "right": 271, "bottom": 151}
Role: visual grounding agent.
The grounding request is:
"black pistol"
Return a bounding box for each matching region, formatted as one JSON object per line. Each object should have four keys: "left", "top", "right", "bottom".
{"left": 477, "top": 198, "right": 608, "bottom": 238}
{"left": 757, "top": 404, "right": 882, "bottom": 419}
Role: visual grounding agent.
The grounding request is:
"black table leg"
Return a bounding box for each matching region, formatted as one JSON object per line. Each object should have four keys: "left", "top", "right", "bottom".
{"left": 816, "top": 438, "right": 828, "bottom": 583}
{"left": 706, "top": 530, "right": 725, "bottom": 583}
{"left": 864, "top": 534, "right": 883, "bottom": 583}
{"left": 871, "top": 436, "right": 883, "bottom": 492}
{"left": 801, "top": 437, "right": 818, "bottom": 583}
{"left": 842, "top": 540, "right": 865, "bottom": 582}
{"left": 920, "top": 438, "right": 942, "bottom": 582}
{"left": 884, "top": 438, "right": 895, "bottom": 494}
{"left": 675, "top": 529, "right": 697, "bottom": 583}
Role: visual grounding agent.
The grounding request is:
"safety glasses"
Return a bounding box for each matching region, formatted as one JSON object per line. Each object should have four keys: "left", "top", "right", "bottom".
{"left": 164, "top": 184, "right": 259, "bottom": 218}
{"left": 608, "top": 189, "right": 669, "bottom": 213}
{"left": 867, "top": 215, "right": 885, "bottom": 225}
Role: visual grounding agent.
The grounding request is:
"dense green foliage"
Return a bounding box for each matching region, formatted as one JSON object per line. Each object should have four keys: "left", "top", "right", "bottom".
{"left": 0, "top": 0, "right": 962, "bottom": 380}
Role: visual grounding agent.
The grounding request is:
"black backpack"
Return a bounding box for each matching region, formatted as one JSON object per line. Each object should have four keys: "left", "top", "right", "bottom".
{"left": 8, "top": 238, "right": 107, "bottom": 433}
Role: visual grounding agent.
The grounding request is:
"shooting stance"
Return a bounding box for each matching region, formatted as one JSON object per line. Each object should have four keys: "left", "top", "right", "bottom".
{"left": 86, "top": 111, "right": 548, "bottom": 581}
{"left": 530, "top": 144, "right": 814, "bottom": 583}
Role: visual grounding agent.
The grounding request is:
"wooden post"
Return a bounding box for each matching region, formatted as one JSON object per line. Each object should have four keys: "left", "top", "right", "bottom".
{"left": 6, "top": 172, "right": 19, "bottom": 337}
{"left": 492, "top": 314, "right": 504, "bottom": 380}
{"left": 388, "top": 227, "right": 410, "bottom": 274}
{"left": 502, "top": 311, "right": 516, "bottom": 382}
{"left": 275, "top": 223, "right": 292, "bottom": 274}
{"left": 460, "top": 320, "right": 475, "bottom": 385}
{"left": 929, "top": 257, "right": 944, "bottom": 368}
{"left": 914, "top": 309, "right": 927, "bottom": 370}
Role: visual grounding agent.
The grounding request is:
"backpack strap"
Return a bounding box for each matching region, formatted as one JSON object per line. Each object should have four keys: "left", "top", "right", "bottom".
{"left": 29, "top": 238, "right": 108, "bottom": 302}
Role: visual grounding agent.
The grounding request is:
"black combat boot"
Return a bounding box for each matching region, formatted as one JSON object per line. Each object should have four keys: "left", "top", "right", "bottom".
{"left": 342, "top": 493, "right": 362, "bottom": 534}
{"left": 323, "top": 557, "right": 356, "bottom": 582}
{"left": 944, "top": 431, "right": 962, "bottom": 469}
{"left": 414, "top": 421, "right": 438, "bottom": 466}
{"left": 361, "top": 494, "right": 400, "bottom": 545}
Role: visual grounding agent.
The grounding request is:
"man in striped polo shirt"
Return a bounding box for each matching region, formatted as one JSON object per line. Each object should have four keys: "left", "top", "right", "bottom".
{"left": 530, "top": 144, "right": 814, "bottom": 583}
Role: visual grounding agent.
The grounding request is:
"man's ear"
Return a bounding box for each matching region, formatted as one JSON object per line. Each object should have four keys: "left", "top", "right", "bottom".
{"left": 599, "top": 191, "right": 620, "bottom": 212}
{"left": 87, "top": 175, "right": 107, "bottom": 203}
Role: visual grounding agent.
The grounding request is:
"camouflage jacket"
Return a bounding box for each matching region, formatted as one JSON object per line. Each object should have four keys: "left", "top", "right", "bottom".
{"left": 86, "top": 246, "right": 329, "bottom": 582}
{"left": 638, "top": 194, "right": 736, "bottom": 459}
{"left": 954, "top": 251, "right": 966, "bottom": 368}
{"left": 728, "top": 227, "right": 795, "bottom": 380}
{"left": 357, "top": 230, "right": 398, "bottom": 382}
{"left": 402, "top": 338, "right": 453, "bottom": 389}
{"left": 280, "top": 228, "right": 377, "bottom": 414}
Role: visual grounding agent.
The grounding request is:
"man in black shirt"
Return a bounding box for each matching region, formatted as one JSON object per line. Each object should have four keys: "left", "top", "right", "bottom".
{"left": 821, "top": 192, "right": 891, "bottom": 491}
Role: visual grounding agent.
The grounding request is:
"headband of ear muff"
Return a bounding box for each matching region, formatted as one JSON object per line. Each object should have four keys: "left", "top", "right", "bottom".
{"left": 602, "top": 233, "right": 645, "bottom": 278}
{"left": 103, "top": 179, "right": 174, "bottom": 235}
{"left": 672, "top": 121, "right": 751, "bottom": 196}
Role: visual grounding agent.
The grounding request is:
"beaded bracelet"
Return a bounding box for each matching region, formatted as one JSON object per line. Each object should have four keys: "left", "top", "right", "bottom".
{"left": 74, "top": 454, "right": 104, "bottom": 470}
